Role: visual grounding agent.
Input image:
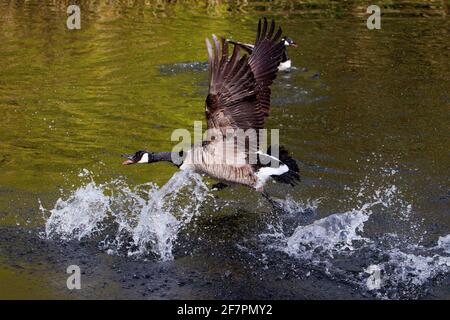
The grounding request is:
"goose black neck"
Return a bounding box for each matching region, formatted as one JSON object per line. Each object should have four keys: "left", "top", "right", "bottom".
{"left": 281, "top": 48, "right": 289, "bottom": 63}
{"left": 153, "top": 152, "right": 171, "bottom": 162}
{"left": 151, "top": 152, "right": 183, "bottom": 166}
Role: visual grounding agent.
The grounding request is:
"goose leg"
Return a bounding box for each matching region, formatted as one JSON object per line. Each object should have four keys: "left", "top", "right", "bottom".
{"left": 262, "top": 192, "right": 284, "bottom": 212}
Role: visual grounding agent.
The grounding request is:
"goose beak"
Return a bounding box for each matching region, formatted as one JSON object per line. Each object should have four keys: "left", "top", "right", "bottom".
{"left": 121, "top": 154, "right": 136, "bottom": 165}
{"left": 291, "top": 42, "right": 298, "bottom": 48}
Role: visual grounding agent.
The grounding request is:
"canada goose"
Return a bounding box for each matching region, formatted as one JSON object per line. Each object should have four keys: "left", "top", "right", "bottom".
{"left": 122, "top": 19, "right": 300, "bottom": 194}
{"left": 227, "top": 35, "right": 297, "bottom": 71}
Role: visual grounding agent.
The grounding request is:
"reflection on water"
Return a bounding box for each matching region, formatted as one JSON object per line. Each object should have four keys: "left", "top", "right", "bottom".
{"left": 0, "top": 0, "right": 449, "bottom": 299}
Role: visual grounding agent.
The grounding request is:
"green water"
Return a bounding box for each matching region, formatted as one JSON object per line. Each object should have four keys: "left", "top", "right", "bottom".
{"left": 0, "top": 0, "right": 449, "bottom": 299}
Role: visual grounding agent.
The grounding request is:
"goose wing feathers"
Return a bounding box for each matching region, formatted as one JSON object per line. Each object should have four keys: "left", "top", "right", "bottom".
{"left": 205, "top": 18, "right": 284, "bottom": 133}
{"left": 226, "top": 40, "right": 254, "bottom": 55}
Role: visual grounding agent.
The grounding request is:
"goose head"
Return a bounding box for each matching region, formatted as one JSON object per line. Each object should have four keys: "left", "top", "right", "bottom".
{"left": 282, "top": 36, "right": 298, "bottom": 48}
{"left": 121, "top": 151, "right": 153, "bottom": 165}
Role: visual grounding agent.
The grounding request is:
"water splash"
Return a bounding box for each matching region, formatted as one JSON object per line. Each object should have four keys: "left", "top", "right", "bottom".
{"left": 375, "top": 247, "right": 450, "bottom": 298}
{"left": 43, "top": 181, "right": 110, "bottom": 241}
{"left": 41, "top": 170, "right": 209, "bottom": 261}
{"left": 259, "top": 182, "right": 450, "bottom": 299}
{"left": 125, "top": 170, "right": 208, "bottom": 260}
{"left": 437, "top": 235, "right": 450, "bottom": 254}
{"left": 275, "top": 196, "right": 319, "bottom": 214}
{"left": 285, "top": 205, "right": 372, "bottom": 257}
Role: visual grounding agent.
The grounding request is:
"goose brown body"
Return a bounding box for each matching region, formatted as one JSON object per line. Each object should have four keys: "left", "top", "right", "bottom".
{"left": 180, "top": 142, "right": 259, "bottom": 188}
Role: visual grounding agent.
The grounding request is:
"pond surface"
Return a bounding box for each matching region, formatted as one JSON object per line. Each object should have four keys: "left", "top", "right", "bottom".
{"left": 0, "top": 1, "right": 449, "bottom": 299}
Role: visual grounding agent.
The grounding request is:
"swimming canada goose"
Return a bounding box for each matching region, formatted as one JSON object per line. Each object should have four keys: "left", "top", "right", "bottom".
{"left": 122, "top": 19, "right": 300, "bottom": 194}
{"left": 227, "top": 35, "right": 297, "bottom": 71}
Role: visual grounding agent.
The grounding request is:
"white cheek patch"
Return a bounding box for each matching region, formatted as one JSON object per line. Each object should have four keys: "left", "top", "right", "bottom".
{"left": 138, "top": 153, "right": 149, "bottom": 163}
{"left": 284, "top": 40, "right": 290, "bottom": 46}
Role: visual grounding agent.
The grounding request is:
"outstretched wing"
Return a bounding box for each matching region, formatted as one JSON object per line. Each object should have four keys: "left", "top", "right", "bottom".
{"left": 205, "top": 18, "right": 284, "bottom": 133}
{"left": 226, "top": 39, "right": 254, "bottom": 55}
{"left": 248, "top": 18, "right": 285, "bottom": 122}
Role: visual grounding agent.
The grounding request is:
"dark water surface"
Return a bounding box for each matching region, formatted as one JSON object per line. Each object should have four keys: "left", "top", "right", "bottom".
{"left": 0, "top": 1, "right": 449, "bottom": 299}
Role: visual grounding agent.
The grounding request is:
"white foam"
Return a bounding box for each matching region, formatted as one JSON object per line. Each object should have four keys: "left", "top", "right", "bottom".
{"left": 41, "top": 169, "right": 209, "bottom": 261}
{"left": 260, "top": 182, "right": 450, "bottom": 299}
{"left": 44, "top": 181, "right": 110, "bottom": 241}
{"left": 437, "top": 235, "right": 450, "bottom": 254}
{"left": 380, "top": 248, "right": 450, "bottom": 288}
{"left": 285, "top": 205, "right": 372, "bottom": 257}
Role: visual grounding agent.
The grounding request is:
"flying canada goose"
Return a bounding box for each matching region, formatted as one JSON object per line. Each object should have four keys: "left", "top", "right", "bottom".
{"left": 122, "top": 19, "right": 300, "bottom": 195}
{"left": 227, "top": 35, "right": 297, "bottom": 71}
